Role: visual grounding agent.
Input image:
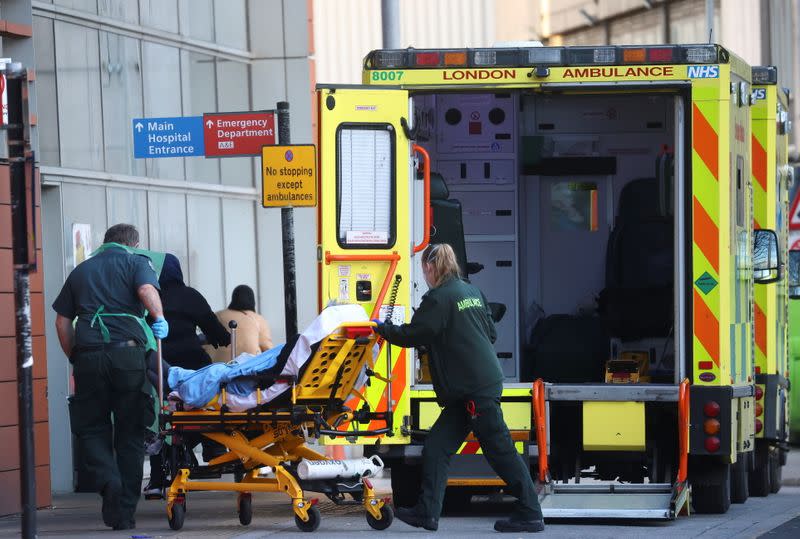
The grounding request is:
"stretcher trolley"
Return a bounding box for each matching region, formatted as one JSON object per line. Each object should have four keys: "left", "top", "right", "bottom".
{"left": 155, "top": 322, "right": 395, "bottom": 532}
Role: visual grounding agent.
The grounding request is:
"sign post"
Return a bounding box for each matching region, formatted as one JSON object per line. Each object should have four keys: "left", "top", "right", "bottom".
{"left": 276, "top": 102, "right": 298, "bottom": 340}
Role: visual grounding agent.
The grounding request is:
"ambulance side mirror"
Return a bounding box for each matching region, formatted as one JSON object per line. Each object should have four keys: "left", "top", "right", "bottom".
{"left": 754, "top": 229, "right": 781, "bottom": 284}
{"left": 789, "top": 250, "right": 800, "bottom": 299}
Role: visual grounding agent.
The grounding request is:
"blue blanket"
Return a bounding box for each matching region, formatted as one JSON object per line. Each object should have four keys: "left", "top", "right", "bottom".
{"left": 168, "top": 345, "right": 284, "bottom": 408}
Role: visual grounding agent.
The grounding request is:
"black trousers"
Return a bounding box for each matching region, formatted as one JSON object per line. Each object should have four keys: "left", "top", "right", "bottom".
{"left": 419, "top": 396, "right": 542, "bottom": 520}
{"left": 69, "top": 347, "right": 153, "bottom": 522}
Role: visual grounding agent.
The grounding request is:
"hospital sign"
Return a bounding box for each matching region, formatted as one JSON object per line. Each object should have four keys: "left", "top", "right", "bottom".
{"left": 203, "top": 111, "right": 276, "bottom": 158}
{"left": 261, "top": 145, "right": 317, "bottom": 208}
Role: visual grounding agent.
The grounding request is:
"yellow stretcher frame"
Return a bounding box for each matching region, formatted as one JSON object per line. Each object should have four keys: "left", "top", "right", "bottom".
{"left": 158, "top": 322, "right": 395, "bottom": 532}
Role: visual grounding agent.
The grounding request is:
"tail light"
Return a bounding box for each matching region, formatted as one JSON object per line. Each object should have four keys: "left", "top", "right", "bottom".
{"left": 704, "top": 437, "right": 721, "bottom": 452}
{"left": 703, "top": 419, "right": 721, "bottom": 435}
{"left": 703, "top": 401, "right": 720, "bottom": 418}
{"left": 755, "top": 418, "right": 763, "bottom": 434}
{"left": 443, "top": 51, "right": 467, "bottom": 66}
{"left": 414, "top": 52, "right": 440, "bottom": 66}
{"left": 755, "top": 385, "right": 764, "bottom": 400}
{"left": 622, "top": 48, "right": 646, "bottom": 63}
{"left": 755, "top": 403, "right": 763, "bottom": 417}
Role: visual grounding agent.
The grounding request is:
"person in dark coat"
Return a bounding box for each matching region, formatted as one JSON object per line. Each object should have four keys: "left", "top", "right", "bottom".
{"left": 144, "top": 253, "right": 231, "bottom": 496}
{"left": 374, "top": 243, "right": 544, "bottom": 534}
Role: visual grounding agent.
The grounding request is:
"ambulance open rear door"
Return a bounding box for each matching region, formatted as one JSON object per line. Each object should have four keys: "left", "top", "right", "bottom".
{"left": 317, "top": 86, "right": 416, "bottom": 445}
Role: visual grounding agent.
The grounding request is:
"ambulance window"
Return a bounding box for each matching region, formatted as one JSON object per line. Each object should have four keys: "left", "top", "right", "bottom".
{"left": 549, "top": 182, "right": 599, "bottom": 232}
{"left": 336, "top": 125, "right": 395, "bottom": 248}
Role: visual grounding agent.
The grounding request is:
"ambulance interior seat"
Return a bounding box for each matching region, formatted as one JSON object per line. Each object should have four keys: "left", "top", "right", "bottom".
{"left": 598, "top": 177, "right": 674, "bottom": 341}
{"left": 429, "top": 171, "right": 506, "bottom": 322}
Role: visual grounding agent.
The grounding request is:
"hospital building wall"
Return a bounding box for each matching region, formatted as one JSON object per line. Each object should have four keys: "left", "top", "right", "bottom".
{"left": 0, "top": 0, "right": 316, "bottom": 513}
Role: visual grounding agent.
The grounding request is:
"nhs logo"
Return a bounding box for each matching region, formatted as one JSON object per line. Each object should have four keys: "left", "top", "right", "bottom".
{"left": 688, "top": 65, "right": 719, "bottom": 78}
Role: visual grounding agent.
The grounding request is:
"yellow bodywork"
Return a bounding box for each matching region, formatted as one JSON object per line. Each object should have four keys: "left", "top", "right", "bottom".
{"left": 583, "top": 401, "right": 646, "bottom": 451}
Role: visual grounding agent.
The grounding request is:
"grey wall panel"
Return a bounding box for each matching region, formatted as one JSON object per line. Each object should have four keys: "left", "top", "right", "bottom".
{"left": 140, "top": 0, "right": 179, "bottom": 34}
{"left": 222, "top": 199, "right": 258, "bottom": 306}
{"left": 251, "top": 59, "right": 287, "bottom": 109}
{"left": 187, "top": 195, "right": 225, "bottom": 311}
{"left": 33, "top": 16, "right": 60, "bottom": 167}
{"left": 181, "top": 51, "right": 220, "bottom": 184}
{"left": 61, "top": 182, "right": 108, "bottom": 268}
{"left": 106, "top": 188, "right": 149, "bottom": 249}
{"left": 283, "top": 0, "right": 309, "bottom": 57}
{"left": 255, "top": 207, "right": 286, "bottom": 341}
{"left": 178, "top": 0, "right": 214, "bottom": 42}
{"left": 248, "top": 0, "right": 284, "bottom": 56}
{"left": 100, "top": 32, "right": 145, "bottom": 177}
{"left": 55, "top": 0, "right": 98, "bottom": 15}
{"left": 98, "top": 0, "right": 140, "bottom": 24}
{"left": 54, "top": 21, "right": 105, "bottom": 171}
{"left": 285, "top": 58, "right": 313, "bottom": 143}
{"left": 147, "top": 191, "right": 189, "bottom": 279}
{"left": 213, "top": 0, "right": 248, "bottom": 50}
{"left": 142, "top": 42, "right": 185, "bottom": 181}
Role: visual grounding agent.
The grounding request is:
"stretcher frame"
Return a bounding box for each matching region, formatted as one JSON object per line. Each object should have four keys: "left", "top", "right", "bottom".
{"left": 156, "top": 322, "right": 395, "bottom": 532}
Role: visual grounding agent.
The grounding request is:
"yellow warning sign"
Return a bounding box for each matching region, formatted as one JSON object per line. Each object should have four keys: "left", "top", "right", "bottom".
{"left": 261, "top": 144, "right": 317, "bottom": 207}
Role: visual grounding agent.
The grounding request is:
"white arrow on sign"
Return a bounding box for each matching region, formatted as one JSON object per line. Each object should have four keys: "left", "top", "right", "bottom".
{"left": 135, "top": 122, "right": 144, "bottom": 133}
{"left": 206, "top": 120, "right": 214, "bottom": 129}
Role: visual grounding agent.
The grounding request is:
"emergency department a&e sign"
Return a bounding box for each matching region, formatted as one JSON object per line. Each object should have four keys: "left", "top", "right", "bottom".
{"left": 261, "top": 145, "right": 317, "bottom": 207}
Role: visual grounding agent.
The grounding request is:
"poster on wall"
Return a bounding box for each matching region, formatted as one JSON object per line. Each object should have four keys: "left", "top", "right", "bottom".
{"left": 72, "top": 223, "right": 91, "bottom": 268}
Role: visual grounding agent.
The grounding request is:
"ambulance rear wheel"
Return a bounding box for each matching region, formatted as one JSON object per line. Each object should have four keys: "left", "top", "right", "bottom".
{"left": 730, "top": 453, "right": 748, "bottom": 504}
{"left": 691, "top": 460, "right": 730, "bottom": 514}
{"left": 748, "top": 444, "right": 771, "bottom": 497}
{"left": 238, "top": 493, "right": 252, "bottom": 525}
{"left": 366, "top": 504, "right": 394, "bottom": 530}
{"left": 769, "top": 450, "right": 782, "bottom": 493}
{"left": 295, "top": 505, "right": 321, "bottom": 532}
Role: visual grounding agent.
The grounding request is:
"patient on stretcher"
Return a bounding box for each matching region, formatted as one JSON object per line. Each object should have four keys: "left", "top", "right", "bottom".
{"left": 167, "top": 304, "right": 372, "bottom": 411}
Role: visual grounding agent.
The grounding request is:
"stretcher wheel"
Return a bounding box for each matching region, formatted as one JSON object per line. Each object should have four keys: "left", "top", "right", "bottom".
{"left": 168, "top": 501, "right": 186, "bottom": 531}
{"left": 238, "top": 493, "right": 252, "bottom": 525}
{"left": 366, "top": 504, "right": 394, "bottom": 530}
{"left": 295, "top": 505, "right": 321, "bottom": 532}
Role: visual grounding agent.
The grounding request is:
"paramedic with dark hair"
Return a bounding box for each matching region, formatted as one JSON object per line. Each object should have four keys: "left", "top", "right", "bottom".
{"left": 52, "top": 223, "right": 169, "bottom": 531}
{"left": 373, "top": 243, "right": 544, "bottom": 533}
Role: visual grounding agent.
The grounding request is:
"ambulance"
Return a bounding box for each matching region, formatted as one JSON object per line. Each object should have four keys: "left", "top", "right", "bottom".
{"left": 314, "top": 43, "right": 791, "bottom": 518}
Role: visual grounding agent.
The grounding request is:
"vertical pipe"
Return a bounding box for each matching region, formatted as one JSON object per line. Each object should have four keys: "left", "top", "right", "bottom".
{"left": 705, "top": 0, "right": 715, "bottom": 42}
{"left": 675, "top": 95, "right": 687, "bottom": 385}
{"left": 278, "top": 101, "right": 298, "bottom": 339}
{"left": 381, "top": 0, "right": 400, "bottom": 49}
{"left": 8, "top": 69, "right": 36, "bottom": 538}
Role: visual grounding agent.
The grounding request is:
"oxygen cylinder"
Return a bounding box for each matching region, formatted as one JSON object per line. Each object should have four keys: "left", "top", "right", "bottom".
{"left": 296, "top": 456, "right": 384, "bottom": 480}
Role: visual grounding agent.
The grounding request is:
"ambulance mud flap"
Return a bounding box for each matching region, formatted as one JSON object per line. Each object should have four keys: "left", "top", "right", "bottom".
{"left": 532, "top": 379, "right": 691, "bottom": 520}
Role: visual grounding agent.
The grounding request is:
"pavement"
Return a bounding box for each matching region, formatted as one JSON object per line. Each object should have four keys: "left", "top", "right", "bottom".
{"left": 1, "top": 453, "right": 799, "bottom": 538}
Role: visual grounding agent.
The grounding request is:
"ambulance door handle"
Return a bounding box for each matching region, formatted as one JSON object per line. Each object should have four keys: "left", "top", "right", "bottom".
{"left": 412, "top": 144, "right": 431, "bottom": 254}
{"left": 401, "top": 117, "right": 417, "bottom": 140}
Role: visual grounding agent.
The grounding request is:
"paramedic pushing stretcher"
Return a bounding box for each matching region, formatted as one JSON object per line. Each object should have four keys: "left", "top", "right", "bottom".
{"left": 374, "top": 243, "right": 544, "bottom": 533}
{"left": 52, "top": 224, "right": 169, "bottom": 531}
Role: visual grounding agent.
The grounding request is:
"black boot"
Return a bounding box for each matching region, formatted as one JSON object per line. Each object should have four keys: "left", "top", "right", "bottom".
{"left": 494, "top": 515, "right": 545, "bottom": 533}
{"left": 395, "top": 505, "right": 438, "bottom": 531}
{"left": 100, "top": 480, "right": 122, "bottom": 528}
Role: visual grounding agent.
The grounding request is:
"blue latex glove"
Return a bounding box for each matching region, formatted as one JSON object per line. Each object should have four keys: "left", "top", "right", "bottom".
{"left": 371, "top": 318, "right": 384, "bottom": 327}
{"left": 151, "top": 316, "right": 169, "bottom": 340}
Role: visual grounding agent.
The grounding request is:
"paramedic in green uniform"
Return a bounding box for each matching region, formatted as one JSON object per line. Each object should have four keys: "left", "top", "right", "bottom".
{"left": 374, "top": 243, "right": 544, "bottom": 533}
{"left": 53, "top": 224, "right": 169, "bottom": 531}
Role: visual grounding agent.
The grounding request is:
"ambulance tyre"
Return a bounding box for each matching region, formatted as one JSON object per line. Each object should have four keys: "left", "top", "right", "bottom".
{"left": 691, "top": 459, "right": 730, "bottom": 514}
{"left": 730, "top": 453, "right": 749, "bottom": 504}
{"left": 769, "top": 449, "right": 782, "bottom": 494}
{"left": 366, "top": 504, "right": 394, "bottom": 530}
{"left": 295, "top": 505, "right": 321, "bottom": 532}
{"left": 749, "top": 443, "right": 771, "bottom": 497}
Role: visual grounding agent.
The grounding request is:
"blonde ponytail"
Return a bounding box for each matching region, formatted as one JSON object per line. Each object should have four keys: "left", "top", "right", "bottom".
{"left": 422, "top": 243, "right": 461, "bottom": 287}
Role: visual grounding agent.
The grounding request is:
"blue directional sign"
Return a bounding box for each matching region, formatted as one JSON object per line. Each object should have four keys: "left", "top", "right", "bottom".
{"left": 132, "top": 116, "right": 205, "bottom": 158}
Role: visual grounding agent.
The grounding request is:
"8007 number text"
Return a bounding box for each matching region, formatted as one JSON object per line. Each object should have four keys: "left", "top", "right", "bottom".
{"left": 371, "top": 71, "right": 404, "bottom": 81}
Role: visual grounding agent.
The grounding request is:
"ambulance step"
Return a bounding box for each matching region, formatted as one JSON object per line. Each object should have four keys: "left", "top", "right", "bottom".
{"left": 539, "top": 482, "right": 687, "bottom": 520}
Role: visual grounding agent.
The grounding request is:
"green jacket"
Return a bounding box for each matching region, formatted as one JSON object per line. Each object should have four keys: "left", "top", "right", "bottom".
{"left": 377, "top": 277, "right": 503, "bottom": 404}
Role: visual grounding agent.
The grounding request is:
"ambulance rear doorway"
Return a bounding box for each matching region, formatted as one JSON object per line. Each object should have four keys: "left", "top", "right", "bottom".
{"left": 410, "top": 89, "right": 684, "bottom": 387}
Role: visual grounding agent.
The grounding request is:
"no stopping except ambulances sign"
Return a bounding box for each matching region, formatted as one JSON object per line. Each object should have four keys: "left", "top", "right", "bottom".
{"left": 203, "top": 111, "right": 275, "bottom": 157}
{"left": 261, "top": 145, "right": 317, "bottom": 207}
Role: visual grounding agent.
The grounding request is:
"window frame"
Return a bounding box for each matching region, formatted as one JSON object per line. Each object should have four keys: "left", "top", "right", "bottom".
{"left": 335, "top": 122, "right": 397, "bottom": 250}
